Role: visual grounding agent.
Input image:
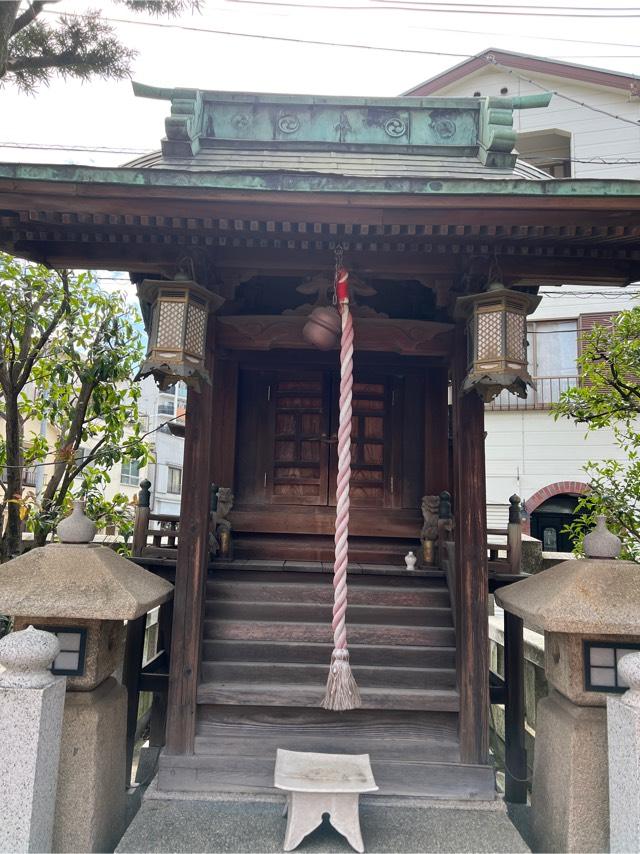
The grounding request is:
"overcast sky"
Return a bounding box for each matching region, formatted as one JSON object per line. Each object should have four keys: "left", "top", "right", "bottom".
{"left": 2, "top": 0, "right": 639, "bottom": 168}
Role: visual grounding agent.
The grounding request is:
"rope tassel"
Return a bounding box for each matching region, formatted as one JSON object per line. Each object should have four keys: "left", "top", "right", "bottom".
{"left": 322, "top": 267, "right": 362, "bottom": 712}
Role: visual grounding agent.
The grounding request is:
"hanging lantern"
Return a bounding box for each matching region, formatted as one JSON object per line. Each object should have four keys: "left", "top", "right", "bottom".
{"left": 137, "top": 273, "right": 218, "bottom": 391}
{"left": 455, "top": 282, "right": 541, "bottom": 402}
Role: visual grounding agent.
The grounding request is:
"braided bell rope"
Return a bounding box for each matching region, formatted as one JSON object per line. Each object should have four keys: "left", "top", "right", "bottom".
{"left": 322, "top": 268, "right": 361, "bottom": 711}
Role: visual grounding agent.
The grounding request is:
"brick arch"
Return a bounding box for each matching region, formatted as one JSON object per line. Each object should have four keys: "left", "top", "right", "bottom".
{"left": 526, "top": 481, "right": 590, "bottom": 516}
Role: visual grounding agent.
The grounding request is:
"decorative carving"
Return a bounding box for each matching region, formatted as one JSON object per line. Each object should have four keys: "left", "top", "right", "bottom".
{"left": 431, "top": 117, "right": 456, "bottom": 139}
{"left": 217, "top": 315, "right": 454, "bottom": 355}
{"left": 384, "top": 117, "right": 407, "bottom": 138}
{"left": 335, "top": 112, "right": 352, "bottom": 142}
{"left": 278, "top": 114, "right": 300, "bottom": 134}
{"left": 232, "top": 113, "right": 251, "bottom": 131}
{"left": 210, "top": 487, "right": 234, "bottom": 559}
{"left": 421, "top": 495, "right": 440, "bottom": 565}
{"left": 283, "top": 274, "right": 386, "bottom": 319}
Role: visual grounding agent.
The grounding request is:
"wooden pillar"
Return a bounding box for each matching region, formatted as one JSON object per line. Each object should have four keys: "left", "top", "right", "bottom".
{"left": 451, "top": 322, "right": 490, "bottom": 766}
{"left": 164, "top": 318, "right": 216, "bottom": 756}
{"left": 424, "top": 365, "right": 450, "bottom": 495}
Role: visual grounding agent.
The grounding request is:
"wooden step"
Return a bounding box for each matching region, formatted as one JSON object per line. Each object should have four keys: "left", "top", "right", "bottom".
{"left": 201, "top": 639, "right": 456, "bottom": 668}
{"left": 206, "top": 577, "right": 450, "bottom": 608}
{"left": 201, "top": 661, "right": 456, "bottom": 690}
{"left": 204, "top": 601, "right": 453, "bottom": 627}
{"left": 194, "top": 713, "right": 459, "bottom": 763}
{"left": 157, "top": 752, "right": 495, "bottom": 800}
{"left": 197, "top": 680, "right": 460, "bottom": 711}
{"left": 203, "top": 619, "right": 456, "bottom": 647}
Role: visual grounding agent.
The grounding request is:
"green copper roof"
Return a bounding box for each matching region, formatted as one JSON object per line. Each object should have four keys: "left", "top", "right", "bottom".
{"left": 3, "top": 162, "right": 640, "bottom": 198}
{"left": 132, "top": 82, "right": 553, "bottom": 172}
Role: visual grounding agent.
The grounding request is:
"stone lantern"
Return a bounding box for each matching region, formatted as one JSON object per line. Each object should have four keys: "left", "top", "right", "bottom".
{"left": 137, "top": 272, "right": 222, "bottom": 390}
{"left": 455, "top": 282, "right": 541, "bottom": 402}
{"left": 495, "top": 518, "right": 640, "bottom": 853}
{"left": 0, "top": 501, "right": 173, "bottom": 853}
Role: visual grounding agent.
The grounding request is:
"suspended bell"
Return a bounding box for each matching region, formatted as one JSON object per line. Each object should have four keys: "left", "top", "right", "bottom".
{"left": 302, "top": 306, "right": 341, "bottom": 350}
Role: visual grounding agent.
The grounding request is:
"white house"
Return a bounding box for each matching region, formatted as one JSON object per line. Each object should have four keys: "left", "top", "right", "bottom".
{"left": 137, "top": 378, "right": 186, "bottom": 516}
{"left": 406, "top": 49, "right": 640, "bottom": 545}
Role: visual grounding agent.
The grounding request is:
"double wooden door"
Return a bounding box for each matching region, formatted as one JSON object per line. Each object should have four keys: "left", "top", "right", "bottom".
{"left": 236, "top": 365, "right": 425, "bottom": 513}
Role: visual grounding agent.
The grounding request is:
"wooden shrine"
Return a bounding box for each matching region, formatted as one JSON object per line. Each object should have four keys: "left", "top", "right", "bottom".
{"left": 1, "top": 84, "right": 640, "bottom": 799}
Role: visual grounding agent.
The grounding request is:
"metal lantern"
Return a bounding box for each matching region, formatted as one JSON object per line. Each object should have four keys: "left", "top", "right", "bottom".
{"left": 137, "top": 274, "right": 219, "bottom": 390}
{"left": 455, "top": 282, "right": 541, "bottom": 402}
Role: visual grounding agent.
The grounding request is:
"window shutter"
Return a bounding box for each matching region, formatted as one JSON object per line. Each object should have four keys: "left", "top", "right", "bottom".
{"left": 578, "top": 312, "right": 616, "bottom": 387}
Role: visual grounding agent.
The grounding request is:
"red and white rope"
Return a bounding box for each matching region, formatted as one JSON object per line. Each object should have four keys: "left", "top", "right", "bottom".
{"left": 332, "top": 273, "right": 353, "bottom": 651}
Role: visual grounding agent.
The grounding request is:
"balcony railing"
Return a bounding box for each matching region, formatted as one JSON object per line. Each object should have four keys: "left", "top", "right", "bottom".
{"left": 487, "top": 375, "right": 579, "bottom": 411}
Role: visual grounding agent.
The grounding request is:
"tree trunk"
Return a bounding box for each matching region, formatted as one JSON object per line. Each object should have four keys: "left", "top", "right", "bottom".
{"left": 1, "top": 390, "right": 23, "bottom": 561}
{"left": 0, "top": 3, "right": 20, "bottom": 79}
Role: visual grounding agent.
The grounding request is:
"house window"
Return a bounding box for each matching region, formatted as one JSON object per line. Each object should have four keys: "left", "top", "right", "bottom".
{"left": 516, "top": 129, "right": 572, "bottom": 178}
{"left": 167, "top": 466, "right": 182, "bottom": 494}
{"left": 120, "top": 459, "right": 141, "bottom": 486}
{"left": 23, "top": 466, "right": 37, "bottom": 487}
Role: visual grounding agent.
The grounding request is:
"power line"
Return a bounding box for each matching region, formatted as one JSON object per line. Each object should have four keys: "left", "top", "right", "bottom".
{"left": 40, "top": 9, "right": 640, "bottom": 59}
{"left": 224, "top": 0, "right": 640, "bottom": 16}
{"left": 490, "top": 60, "right": 640, "bottom": 127}
{"left": 0, "top": 141, "right": 150, "bottom": 155}
{"left": 4, "top": 139, "right": 640, "bottom": 167}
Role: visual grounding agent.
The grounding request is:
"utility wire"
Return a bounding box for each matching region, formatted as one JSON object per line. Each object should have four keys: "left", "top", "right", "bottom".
{"left": 490, "top": 60, "right": 640, "bottom": 127}
{"left": 40, "top": 9, "right": 640, "bottom": 58}
{"left": 4, "top": 140, "right": 640, "bottom": 165}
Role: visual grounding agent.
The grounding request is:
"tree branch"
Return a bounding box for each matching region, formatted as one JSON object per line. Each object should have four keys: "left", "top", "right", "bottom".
{"left": 10, "top": 1, "right": 58, "bottom": 37}
{"left": 16, "top": 270, "right": 69, "bottom": 389}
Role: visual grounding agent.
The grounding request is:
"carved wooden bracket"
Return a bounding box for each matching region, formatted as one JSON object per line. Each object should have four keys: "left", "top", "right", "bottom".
{"left": 216, "top": 315, "right": 453, "bottom": 356}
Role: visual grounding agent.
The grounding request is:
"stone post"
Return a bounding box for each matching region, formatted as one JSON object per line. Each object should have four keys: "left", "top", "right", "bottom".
{"left": 608, "top": 652, "right": 640, "bottom": 853}
{"left": 0, "top": 627, "right": 66, "bottom": 854}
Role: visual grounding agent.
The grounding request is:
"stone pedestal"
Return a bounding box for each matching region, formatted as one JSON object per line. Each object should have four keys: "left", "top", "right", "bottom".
{"left": 53, "top": 677, "right": 127, "bottom": 853}
{"left": 531, "top": 689, "right": 609, "bottom": 852}
{"left": 0, "top": 627, "right": 66, "bottom": 854}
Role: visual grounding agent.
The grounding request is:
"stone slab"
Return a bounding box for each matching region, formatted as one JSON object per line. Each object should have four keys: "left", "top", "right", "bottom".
{"left": 116, "top": 795, "right": 530, "bottom": 853}
{"left": 0, "top": 677, "right": 66, "bottom": 853}
{"left": 53, "top": 676, "right": 127, "bottom": 853}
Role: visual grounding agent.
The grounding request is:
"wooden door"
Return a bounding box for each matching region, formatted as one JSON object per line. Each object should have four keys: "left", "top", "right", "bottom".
{"left": 235, "top": 365, "right": 424, "bottom": 516}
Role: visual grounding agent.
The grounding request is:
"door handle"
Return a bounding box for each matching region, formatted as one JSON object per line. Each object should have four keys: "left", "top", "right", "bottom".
{"left": 318, "top": 433, "right": 338, "bottom": 445}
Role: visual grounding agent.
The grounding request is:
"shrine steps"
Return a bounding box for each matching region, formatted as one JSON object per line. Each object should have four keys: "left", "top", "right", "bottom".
{"left": 156, "top": 566, "right": 496, "bottom": 800}
{"left": 157, "top": 706, "right": 495, "bottom": 799}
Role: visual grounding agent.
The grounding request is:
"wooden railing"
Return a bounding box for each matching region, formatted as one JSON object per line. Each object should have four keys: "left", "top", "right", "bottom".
{"left": 131, "top": 480, "right": 180, "bottom": 557}
{"left": 487, "top": 375, "right": 579, "bottom": 411}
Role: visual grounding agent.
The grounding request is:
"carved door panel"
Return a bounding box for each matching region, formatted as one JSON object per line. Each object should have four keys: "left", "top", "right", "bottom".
{"left": 269, "top": 372, "right": 332, "bottom": 505}
{"left": 327, "top": 377, "right": 393, "bottom": 509}
{"left": 235, "top": 366, "right": 423, "bottom": 513}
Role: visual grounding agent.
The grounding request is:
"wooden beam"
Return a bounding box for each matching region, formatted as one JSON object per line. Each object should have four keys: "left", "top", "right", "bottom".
{"left": 164, "top": 317, "right": 216, "bottom": 756}
{"left": 451, "top": 321, "right": 489, "bottom": 766}
{"left": 210, "top": 358, "right": 239, "bottom": 489}
{"left": 424, "top": 365, "right": 450, "bottom": 495}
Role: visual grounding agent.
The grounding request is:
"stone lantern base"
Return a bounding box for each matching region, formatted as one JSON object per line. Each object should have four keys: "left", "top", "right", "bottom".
{"left": 53, "top": 677, "right": 127, "bottom": 853}
{"left": 531, "top": 689, "right": 609, "bottom": 853}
